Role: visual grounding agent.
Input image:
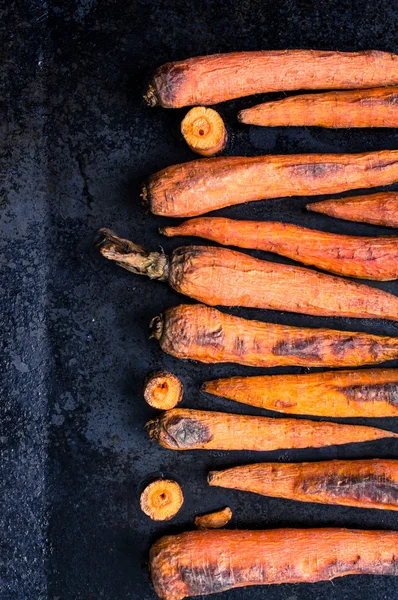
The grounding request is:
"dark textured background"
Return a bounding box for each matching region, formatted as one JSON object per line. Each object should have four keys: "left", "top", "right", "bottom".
{"left": 2, "top": 1, "right": 398, "bottom": 598}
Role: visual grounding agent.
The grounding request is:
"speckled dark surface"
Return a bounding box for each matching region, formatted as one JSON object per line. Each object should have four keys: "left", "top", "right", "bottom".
{"left": 2, "top": 1, "right": 398, "bottom": 598}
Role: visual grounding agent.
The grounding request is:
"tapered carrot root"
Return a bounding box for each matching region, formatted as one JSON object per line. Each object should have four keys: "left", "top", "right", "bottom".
{"left": 147, "top": 408, "right": 397, "bottom": 452}
{"left": 161, "top": 217, "right": 398, "bottom": 281}
{"left": 149, "top": 528, "right": 398, "bottom": 599}
{"left": 151, "top": 304, "right": 398, "bottom": 368}
{"left": 140, "top": 480, "right": 183, "bottom": 521}
{"left": 308, "top": 191, "right": 398, "bottom": 228}
{"left": 143, "top": 150, "right": 398, "bottom": 217}
{"left": 238, "top": 87, "right": 398, "bottom": 128}
{"left": 202, "top": 368, "right": 398, "bottom": 418}
{"left": 96, "top": 229, "right": 398, "bottom": 321}
{"left": 195, "top": 507, "right": 232, "bottom": 529}
{"left": 144, "top": 372, "right": 183, "bottom": 410}
{"left": 181, "top": 107, "right": 227, "bottom": 156}
{"left": 208, "top": 460, "right": 398, "bottom": 511}
{"left": 144, "top": 50, "right": 398, "bottom": 108}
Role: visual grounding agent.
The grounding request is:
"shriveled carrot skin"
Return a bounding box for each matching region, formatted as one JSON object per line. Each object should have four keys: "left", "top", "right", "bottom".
{"left": 151, "top": 304, "right": 398, "bottom": 368}
{"left": 195, "top": 507, "right": 232, "bottom": 529}
{"left": 202, "top": 368, "right": 398, "bottom": 418}
{"left": 208, "top": 459, "right": 398, "bottom": 511}
{"left": 146, "top": 408, "right": 397, "bottom": 452}
{"left": 238, "top": 87, "right": 398, "bottom": 128}
{"left": 149, "top": 528, "right": 398, "bottom": 600}
{"left": 308, "top": 191, "right": 398, "bottom": 228}
{"left": 143, "top": 150, "right": 398, "bottom": 217}
{"left": 144, "top": 50, "right": 398, "bottom": 108}
{"left": 162, "top": 217, "right": 398, "bottom": 280}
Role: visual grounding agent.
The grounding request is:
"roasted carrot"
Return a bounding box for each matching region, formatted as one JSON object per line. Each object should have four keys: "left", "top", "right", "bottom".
{"left": 161, "top": 217, "right": 398, "bottom": 281}
{"left": 238, "top": 87, "right": 398, "bottom": 128}
{"left": 308, "top": 191, "right": 398, "bottom": 228}
{"left": 202, "top": 368, "right": 398, "bottom": 418}
{"left": 195, "top": 507, "right": 232, "bottom": 530}
{"left": 151, "top": 304, "right": 398, "bottom": 368}
{"left": 143, "top": 150, "right": 398, "bottom": 217}
{"left": 96, "top": 229, "right": 398, "bottom": 321}
{"left": 208, "top": 459, "right": 398, "bottom": 511}
{"left": 181, "top": 107, "right": 227, "bottom": 156}
{"left": 150, "top": 528, "right": 398, "bottom": 599}
{"left": 147, "top": 408, "right": 397, "bottom": 452}
{"left": 144, "top": 372, "right": 183, "bottom": 410}
{"left": 144, "top": 50, "right": 398, "bottom": 108}
{"left": 140, "top": 479, "right": 183, "bottom": 521}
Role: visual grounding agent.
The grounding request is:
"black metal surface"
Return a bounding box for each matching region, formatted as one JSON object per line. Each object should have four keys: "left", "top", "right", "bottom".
{"left": 3, "top": 1, "right": 398, "bottom": 598}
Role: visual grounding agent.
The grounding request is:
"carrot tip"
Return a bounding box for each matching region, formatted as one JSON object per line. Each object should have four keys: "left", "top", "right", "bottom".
{"left": 143, "top": 84, "right": 158, "bottom": 107}
{"left": 149, "top": 314, "right": 164, "bottom": 340}
{"left": 140, "top": 183, "right": 149, "bottom": 211}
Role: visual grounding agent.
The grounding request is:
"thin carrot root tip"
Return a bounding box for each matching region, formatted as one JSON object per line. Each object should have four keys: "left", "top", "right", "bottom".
{"left": 140, "top": 480, "right": 183, "bottom": 521}
{"left": 195, "top": 506, "right": 232, "bottom": 529}
{"left": 181, "top": 107, "right": 227, "bottom": 156}
{"left": 144, "top": 372, "right": 183, "bottom": 410}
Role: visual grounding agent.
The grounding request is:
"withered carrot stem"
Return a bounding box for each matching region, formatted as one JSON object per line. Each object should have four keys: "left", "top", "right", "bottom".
{"left": 194, "top": 507, "right": 232, "bottom": 530}
{"left": 144, "top": 372, "right": 183, "bottom": 410}
{"left": 181, "top": 107, "right": 227, "bottom": 156}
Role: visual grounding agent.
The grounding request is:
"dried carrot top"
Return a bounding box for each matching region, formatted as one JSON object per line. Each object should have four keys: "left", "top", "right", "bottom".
{"left": 140, "top": 480, "right": 183, "bottom": 521}
{"left": 144, "top": 372, "right": 183, "bottom": 410}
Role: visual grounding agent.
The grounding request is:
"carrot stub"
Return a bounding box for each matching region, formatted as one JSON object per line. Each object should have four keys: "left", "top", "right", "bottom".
{"left": 140, "top": 479, "right": 183, "bottom": 521}
{"left": 181, "top": 107, "right": 227, "bottom": 156}
{"left": 195, "top": 507, "right": 232, "bottom": 530}
{"left": 144, "top": 372, "right": 183, "bottom": 410}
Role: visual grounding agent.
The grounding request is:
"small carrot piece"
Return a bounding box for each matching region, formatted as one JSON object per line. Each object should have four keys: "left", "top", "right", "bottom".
{"left": 96, "top": 229, "right": 398, "bottom": 321}
{"left": 202, "top": 368, "right": 398, "bottom": 418}
{"left": 195, "top": 507, "right": 232, "bottom": 530}
{"left": 140, "top": 479, "right": 183, "bottom": 521}
{"left": 144, "top": 372, "right": 183, "bottom": 410}
{"left": 147, "top": 408, "right": 397, "bottom": 452}
{"left": 149, "top": 528, "right": 398, "bottom": 599}
{"left": 161, "top": 217, "right": 398, "bottom": 281}
{"left": 151, "top": 304, "right": 398, "bottom": 368}
{"left": 143, "top": 150, "right": 398, "bottom": 217}
{"left": 238, "top": 87, "right": 398, "bottom": 128}
{"left": 181, "top": 107, "right": 227, "bottom": 156}
{"left": 208, "top": 459, "right": 398, "bottom": 511}
{"left": 308, "top": 191, "right": 398, "bottom": 228}
{"left": 144, "top": 50, "right": 398, "bottom": 108}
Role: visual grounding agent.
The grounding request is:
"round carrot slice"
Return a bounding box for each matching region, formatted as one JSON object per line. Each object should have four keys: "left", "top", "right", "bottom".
{"left": 140, "top": 480, "right": 183, "bottom": 521}
{"left": 181, "top": 107, "right": 227, "bottom": 156}
{"left": 144, "top": 372, "right": 183, "bottom": 410}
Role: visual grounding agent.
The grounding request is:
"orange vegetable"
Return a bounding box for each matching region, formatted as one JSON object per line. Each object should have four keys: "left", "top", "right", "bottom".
{"left": 143, "top": 150, "right": 398, "bottom": 217}
{"left": 146, "top": 408, "right": 397, "bottom": 452}
{"left": 161, "top": 217, "right": 398, "bottom": 281}
{"left": 194, "top": 507, "right": 232, "bottom": 530}
{"left": 181, "top": 107, "right": 227, "bottom": 156}
{"left": 144, "top": 372, "right": 183, "bottom": 410}
{"left": 209, "top": 459, "right": 398, "bottom": 511}
{"left": 144, "top": 50, "right": 398, "bottom": 108}
{"left": 140, "top": 480, "right": 183, "bottom": 521}
{"left": 308, "top": 191, "right": 398, "bottom": 228}
{"left": 238, "top": 87, "right": 398, "bottom": 128}
{"left": 96, "top": 229, "right": 398, "bottom": 321}
{"left": 202, "top": 368, "right": 398, "bottom": 418}
{"left": 149, "top": 528, "right": 398, "bottom": 599}
{"left": 151, "top": 304, "right": 398, "bottom": 368}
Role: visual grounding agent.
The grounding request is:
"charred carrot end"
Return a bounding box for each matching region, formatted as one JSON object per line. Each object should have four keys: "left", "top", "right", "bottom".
{"left": 181, "top": 107, "right": 227, "bottom": 157}
{"left": 195, "top": 507, "right": 232, "bottom": 530}
{"left": 150, "top": 528, "right": 398, "bottom": 599}
{"left": 144, "top": 372, "right": 183, "bottom": 410}
{"left": 140, "top": 480, "right": 183, "bottom": 521}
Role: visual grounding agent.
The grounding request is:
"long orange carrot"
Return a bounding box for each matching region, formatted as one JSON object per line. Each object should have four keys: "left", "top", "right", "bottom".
{"left": 147, "top": 408, "right": 397, "bottom": 452}
{"left": 150, "top": 528, "right": 398, "bottom": 599}
{"left": 208, "top": 459, "right": 398, "bottom": 511}
{"left": 202, "top": 368, "right": 398, "bottom": 418}
{"left": 143, "top": 151, "right": 398, "bottom": 217}
{"left": 144, "top": 50, "right": 398, "bottom": 108}
{"left": 161, "top": 217, "right": 398, "bottom": 281}
{"left": 238, "top": 87, "right": 398, "bottom": 128}
{"left": 151, "top": 304, "right": 398, "bottom": 368}
{"left": 96, "top": 229, "right": 398, "bottom": 321}
{"left": 308, "top": 191, "right": 398, "bottom": 228}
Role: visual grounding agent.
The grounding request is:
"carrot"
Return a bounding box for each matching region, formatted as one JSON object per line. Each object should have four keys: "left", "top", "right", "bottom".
{"left": 96, "top": 229, "right": 398, "bottom": 321}
{"left": 142, "top": 150, "right": 398, "bottom": 217}
{"left": 202, "top": 368, "right": 398, "bottom": 418}
{"left": 195, "top": 507, "right": 232, "bottom": 530}
{"left": 144, "top": 50, "right": 398, "bottom": 108}
{"left": 208, "top": 459, "right": 398, "bottom": 511}
{"left": 151, "top": 304, "right": 398, "bottom": 368}
{"left": 238, "top": 87, "right": 398, "bottom": 128}
{"left": 146, "top": 408, "right": 397, "bottom": 452}
{"left": 308, "top": 191, "right": 398, "bottom": 228}
{"left": 140, "top": 480, "right": 183, "bottom": 521}
{"left": 161, "top": 217, "right": 398, "bottom": 281}
{"left": 144, "top": 372, "right": 183, "bottom": 410}
{"left": 181, "top": 107, "right": 227, "bottom": 156}
{"left": 149, "top": 528, "right": 398, "bottom": 599}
